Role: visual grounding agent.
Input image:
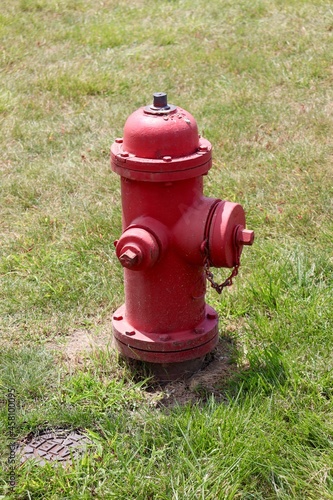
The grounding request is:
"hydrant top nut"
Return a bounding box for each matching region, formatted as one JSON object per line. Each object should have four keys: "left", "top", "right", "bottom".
{"left": 144, "top": 92, "right": 177, "bottom": 115}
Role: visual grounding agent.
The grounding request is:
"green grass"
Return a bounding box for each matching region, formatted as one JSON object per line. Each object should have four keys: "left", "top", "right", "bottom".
{"left": 1, "top": 0, "right": 333, "bottom": 498}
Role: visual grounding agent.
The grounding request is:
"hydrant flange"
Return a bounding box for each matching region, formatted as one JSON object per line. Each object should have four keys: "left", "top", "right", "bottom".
{"left": 113, "top": 304, "right": 218, "bottom": 363}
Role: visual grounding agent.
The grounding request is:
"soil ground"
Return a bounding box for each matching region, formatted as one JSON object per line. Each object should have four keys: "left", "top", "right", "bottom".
{"left": 48, "top": 331, "right": 239, "bottom": 407}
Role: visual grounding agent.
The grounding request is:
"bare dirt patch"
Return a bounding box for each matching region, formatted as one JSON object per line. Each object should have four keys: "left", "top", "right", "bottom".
{"left": 47, "top": 328, "right": 114, "bottom": 365}
{"left": 154, "top": 337, "right": 240, "bottom": 407}
{"left": 48, "top": 329, "right": 240, "bottom": 406}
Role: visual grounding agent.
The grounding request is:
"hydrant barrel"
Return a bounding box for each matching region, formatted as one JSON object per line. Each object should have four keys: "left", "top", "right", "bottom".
{"left": 111, "top": 93, "right": 254, "bottom": 380}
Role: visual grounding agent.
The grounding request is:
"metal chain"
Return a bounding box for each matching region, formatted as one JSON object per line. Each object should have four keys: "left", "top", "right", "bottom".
{"left": 202, "top": 239, "right": 240, "bottom": 295}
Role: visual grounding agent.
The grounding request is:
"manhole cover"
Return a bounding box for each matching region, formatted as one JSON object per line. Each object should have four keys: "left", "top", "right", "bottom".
{"left": 19, "top": 429, "right": 92, "bottom": 466}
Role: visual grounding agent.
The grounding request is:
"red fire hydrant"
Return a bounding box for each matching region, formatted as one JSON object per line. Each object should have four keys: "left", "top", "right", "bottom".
{"left": 111, "top": 93, "right": 254, "bottom": 380}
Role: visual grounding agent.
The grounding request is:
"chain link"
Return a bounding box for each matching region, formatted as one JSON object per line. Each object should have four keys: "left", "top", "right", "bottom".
{"left": 202, "top": 239, "right": 240, "bottom": 295}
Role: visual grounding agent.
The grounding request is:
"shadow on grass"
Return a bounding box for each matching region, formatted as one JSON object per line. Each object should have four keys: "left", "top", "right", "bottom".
{"left": 125, "top": 340, "right": 290, "bottom": 408}
{"left": 115, "top": 337, "right": 238, "bottom": 407}
{"left": 225, "top": 345, "right": 290, "bottom": 400}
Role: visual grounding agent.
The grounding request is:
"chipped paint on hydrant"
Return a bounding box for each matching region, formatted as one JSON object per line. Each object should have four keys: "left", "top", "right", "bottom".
{"left": 111, "top": 92, "right": 254, "bottom": 381}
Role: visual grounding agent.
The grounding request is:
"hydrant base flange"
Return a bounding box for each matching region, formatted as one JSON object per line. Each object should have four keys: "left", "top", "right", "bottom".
{"left": 112, "top": 304, "right": 219, "bottom": 364}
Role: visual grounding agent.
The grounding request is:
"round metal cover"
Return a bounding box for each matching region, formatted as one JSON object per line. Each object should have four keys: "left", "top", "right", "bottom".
{"left": 19, "top": 429, "right": 92, "bottom": 466}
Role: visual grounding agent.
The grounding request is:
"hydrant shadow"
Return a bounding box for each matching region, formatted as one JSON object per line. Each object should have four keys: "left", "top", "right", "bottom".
{"left": 153, "top": 341, "right": 289, "bottom": 407}
{"left": 125, "top": 336, "right": 242, "bottom": 407}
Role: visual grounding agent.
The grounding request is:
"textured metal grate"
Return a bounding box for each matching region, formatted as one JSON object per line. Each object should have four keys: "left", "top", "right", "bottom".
{"left": 19, "top": 429, "right": 91, "bottom": 466}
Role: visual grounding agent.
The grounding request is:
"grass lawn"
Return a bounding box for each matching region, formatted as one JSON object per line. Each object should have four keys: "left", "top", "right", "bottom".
{"left": 1, "top": 0, "right": 333, "bottom": 498}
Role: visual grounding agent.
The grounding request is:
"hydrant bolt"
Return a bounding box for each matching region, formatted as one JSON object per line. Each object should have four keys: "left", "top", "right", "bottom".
{"left": 125, "top": 330, "right": 136, "bottom": 336}
{"left": 119, "top": 248, "right": 141, "bottom": 268}
{"left": 207, "top": 312, "right": 218, "bottom": 320}
{"left": 237, "top": 227, "right": 255, "bottom": 246}
{"left": 115, "top": 227, "right": 160, "bottom": 271}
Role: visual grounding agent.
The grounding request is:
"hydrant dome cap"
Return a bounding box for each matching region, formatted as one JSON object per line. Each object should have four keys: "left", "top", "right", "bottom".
{"left": 122, "top": 105, "right": 200, "bottom": 159}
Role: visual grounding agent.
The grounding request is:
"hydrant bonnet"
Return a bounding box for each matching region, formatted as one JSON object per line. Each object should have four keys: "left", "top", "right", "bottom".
{"left": 111, "top": 93, "right": 212, "bottom": 182}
